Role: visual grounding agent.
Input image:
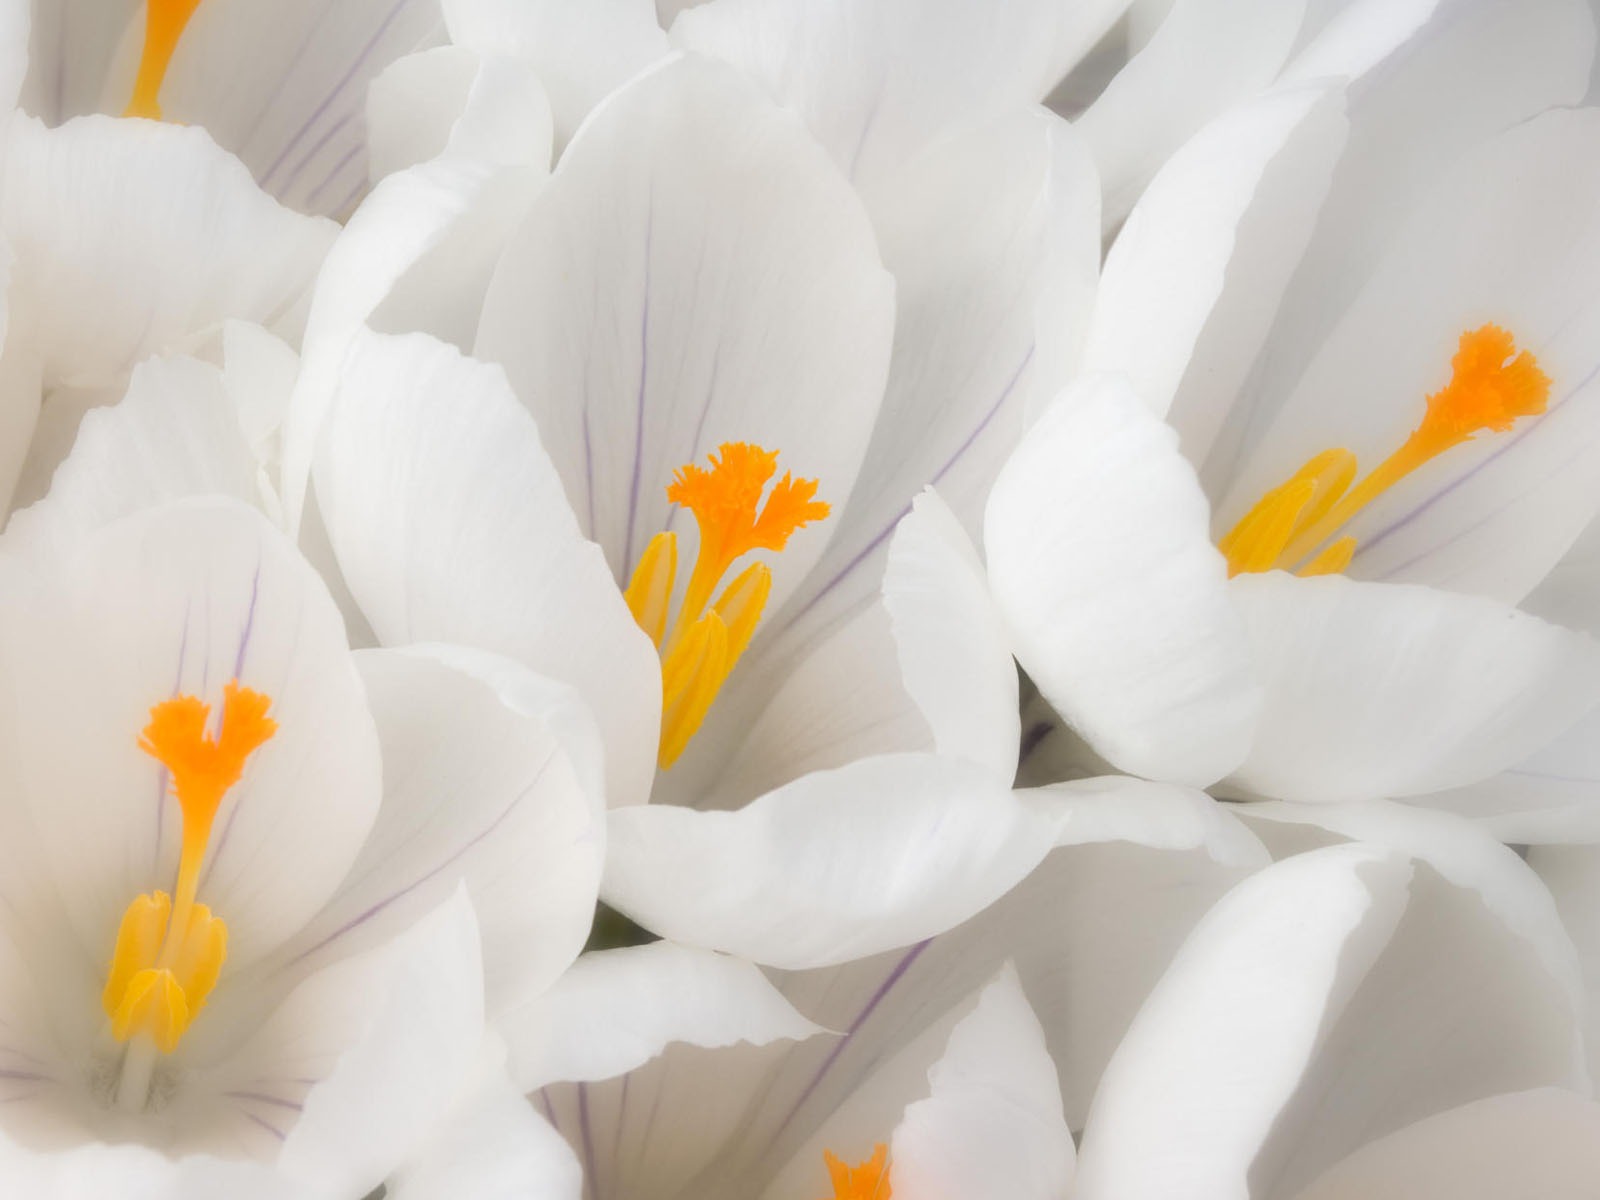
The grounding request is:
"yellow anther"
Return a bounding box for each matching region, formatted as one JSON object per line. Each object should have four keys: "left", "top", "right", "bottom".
{"left": 820, "top": 1145, "right": 892, "bottom": 1200}
{"left": 625, "top": 532, "right": 678, "bottom": 649}
{"left": 105, "top": 680, "right": 274, "bottom": 1053}
{"left": 1223, "top": 325, "right": 1550, "bottom": 577}
{"left": 126, "top": 0, "right": 205, "bottom": 119}
{"left": 111, "top": 968, "right": 188, "bottom": 1054}
{"left": 624, "top": 444, "right": 827, "bottom": 768}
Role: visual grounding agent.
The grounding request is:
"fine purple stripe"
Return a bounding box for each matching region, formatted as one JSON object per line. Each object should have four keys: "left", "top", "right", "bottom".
{"left": 243, "top": 1111, "right": 287, "bottom": 1142}
{"left": 578, "top": 1082, "right": 599, "bottom": 1200}
{"left": 275, "top": 110, "right": 356, "bottom": 198}
{"left": 226, "top": 1089, "right": 303, "bottom": 1112}
{"left": 305, "top": 143, "right": 364, "bottom": 210}
{"left": 780, "top": 344, "right": 1034, "bottom": 632}
{"left": 288, "top": 763, "right": 549, "bottom": 966}
{"left": 260, "top": 0, "right": 412, "bottom": 191}
{"left": 768, "top": 939, "right": 931, "bottom": 1144}
{"left": 620, "top": 208, "right": 656, "bottom": 580}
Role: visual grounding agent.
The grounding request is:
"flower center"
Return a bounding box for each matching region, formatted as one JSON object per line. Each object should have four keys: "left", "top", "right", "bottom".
{"left": 125, "top": 0, "right": 205, "bottom": 120}
{"left": 1220, "top": 324, "right": 1550, "bottom": 577}
{"left": 624, "top": 442, "right": 828, "bottom": 768}
{"left": 102, "top": 681, "right": 276, "bottom": 1063}
{"left": 820, "top": 1145, "right": 892, "bottom": 1200}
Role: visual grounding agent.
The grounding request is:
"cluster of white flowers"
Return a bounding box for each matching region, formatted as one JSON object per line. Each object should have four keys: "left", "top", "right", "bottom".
{"left": 0, "top": 0, "right": 1597, "bottom": 1196}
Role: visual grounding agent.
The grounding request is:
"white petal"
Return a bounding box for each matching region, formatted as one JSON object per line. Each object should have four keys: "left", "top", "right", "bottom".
{"left": 1072, "top": 844, "right": 1412, "bottom": 1200}
{"left": 1527, "top": 845, "right": 1600, "bottom": 1085}
{"left": 882, "top": 490, "right": 1019, "bottom": 783}
{"left": 4, "top": 354, "right": 260, "bottom": 557}
{"left": 760, "top": 778, "right": 1264, "bottom": 1155}
{"left": 99, "top": 0, "right": 447, "bottom": 216}
{"left": 0, "top": 1136, "right": 297, "bottom": 1200}
{"left": 1, "top": 115, "right": 334, "bottom": 389}
{"left": 1079, "top": 0, "right": 1312, "bottom": 224}
{"left": 1523, "top": 508, "right": 1600, "bottom": 635}
{"left": 1226, "top": 573, "right": 1600, "bottom": 802}
{"left": 1224, "top": 109, "right": 1600, "bottom": 604}
{"left": 984, "top": 374, "right": 1261, "bottom": 786}
{"left": 1084, "top": 84, "right": 1345, "bottom": 423}
{"left": 313, "top": 328, "right": 661, "bottom": 808}
{"left": 0, "top": 0, "right": 25, "bottom": 114}
{"left": 269, "top": 890, "right": 486, "bottom": 1198}
{"left": 601, "top": 755, "right": 1061, "bottom": 969}
{"left": 443, "top": 0, "right": 671, "bottom": 146}
{"left": 891, "top": 966, "right": 1075, "bottom": 1200}
{"left": 266, "top": 648, "right": 603, "bottom": 1017}
{"left": 0, "top": 498, "right": 380, "bottom": 968}
{"left": 760, "top": 108, "right": 1099, "bottom": 664}
{"left": 389, "top": 1039, "right": 584, "bottom": 1200}
{"left": 366, "top": 47, "right": 553, "bottom": 180}
{"left": 1290, "top": 1089, "right": 1600, "bottom": 1200}
{"left": 672, "top": 0, "right": 1129, "bottom": 189}
{"left": 504, "top": 941, "right": 822, "bottom": 1091}
{"left": 474, "top": 54, "right": 894, "bottom": 613}
{"left": 281, "top": 153, "right": 500, "bottom": 530}
{"left": 1424, "top": 705, "right": 1600, "bottom": 844}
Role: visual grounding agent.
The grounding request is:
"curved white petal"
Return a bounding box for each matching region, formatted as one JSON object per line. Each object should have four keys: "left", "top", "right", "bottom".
{"left": 601, "top": 755, "right": 1061, "bottom": 969}
{"left": 984, "top": 374, "right": 1261, "bottom": 786}
{"left": 882, "top": 490, "right": 1019, "bottom": 783}
{"left": 1080, "top": 0, "right": 1311, "bottom": 224}
{"left": 1425, "top": 704, "right": 1600, "bottom": 844}
{"left": 389, "top": 1056, "right": 583, "bottom": 1200}
{"left": 268, "top": 890, "right": 485, "bottom": 1198}
{"left": 443, "top": 0, "right": 671, "bottom": 146}
{"left": 504, "top": 941, "right": 822, "bottom": 1091}
{"left": 672, "top": 0, "right": 1129, "bottom": 189}
{"left": 0, "top": 1136, "right": 297, "bottom": 1200}
{"left": 890, "top": 966, "right": 1075, "bottom": 1200}
{"left": 1226, "top": 573, "right": 1600, "bottom": 802}
{"left": 1290, "top": 1089, "right": 1600, "bottom": 1200}
{"left": 474, "top": 54, "right": 894, "bottom": 613}
{"left": 367, "top": 47, "right": 552, "bottom": 180}
{"left": 281, "top": 153, "right": 500, "bottom": 529}
{"left": 4, "top": 353, "right": 261, "bottom": 558}
{"left": 1527, "top": 845, "right": 1600, "bottom": 1085}
{"left": 264, "top": 648, "right": 603, "bottom": 1017}
{"left": 0, "top": 498, "right": 379, "bottom": 970}
{"left": 760, "top": 107, "right": 1099, "bottom": 664}
{"left": 314, "top": 328, "right": 660, "bottom": 808}
{"left": 97, "top": 0, "right": 446, "bottom": 216}
{"left": 1072, "top": 845, "right": 1412, "bottom": 1200}
{"left": 1, "top": 115, "right": 334, "bottom": 389}
{"left": 1084, "top": 84, "right": 1346, "bottom": 424}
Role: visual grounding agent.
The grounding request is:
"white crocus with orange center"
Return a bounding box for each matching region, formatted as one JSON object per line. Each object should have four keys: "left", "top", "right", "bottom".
{"left": 982, "top": 7, "right": 1600, "bottom": 831}
{"left": 0, "top": 497, "right": 602, "bottom": 1196}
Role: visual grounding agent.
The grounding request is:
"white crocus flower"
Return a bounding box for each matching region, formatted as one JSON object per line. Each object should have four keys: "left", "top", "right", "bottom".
{"left": 1073, "top": 840, "right": 1596, "bottom": 1199}
{"left": 19, "top": 0, "right": 447, "bottom": 217}
{"left": 0, "top": 497, "right": 603, "bottom": 1197}
{"left": 983, "top": 0, "right": 1600, "bottom": 832}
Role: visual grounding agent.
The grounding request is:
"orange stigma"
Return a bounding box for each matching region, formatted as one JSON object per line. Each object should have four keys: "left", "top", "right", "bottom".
{"left": 820, "top": 1145, "right": 892, "bottom": 1200}
{"left": 103, "top": 681, "right": 276, "bottom": 1055}
{"left": 125, "top": 0, "right": 205, "bottom": 120}
{"left": 1221, "top": 324, "right": 1550, "bottom": 577}
{"left": 624, "top": 443, "right": 828, "bottom": 768}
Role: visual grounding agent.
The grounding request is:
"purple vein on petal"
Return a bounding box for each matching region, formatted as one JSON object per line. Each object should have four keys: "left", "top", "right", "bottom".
{"left": 766, "top": 939, "right": 931, "bottom": 1147}
{"left": 621, "top": 199, "right": 656, "bottom": 581}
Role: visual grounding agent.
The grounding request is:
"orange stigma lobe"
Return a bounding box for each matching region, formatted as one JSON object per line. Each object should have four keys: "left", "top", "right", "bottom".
{"left": 104, "top": 680, "right": 275, "bottom": 1055}
{"left": 1222, "top": 324, "right": 1550, "bottom": 577}
{"left": 820, "top": 1145, "right": 892, "bottom": 1200}
{"left": 125, "top": 0, "right": 205, "bottom": 120}
{"left": 625, "top": 442, "right": 828, "bottom": 768}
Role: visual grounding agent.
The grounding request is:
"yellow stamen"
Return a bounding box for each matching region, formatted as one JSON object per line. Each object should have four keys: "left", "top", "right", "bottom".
{"left": 1222, "top": 325, "right": 1550, "bottom": 577}
{"left": 624, "top": 443, "right": 828, "bottom": 768}
{"left": 103, "top": 681, "right": 275, "bottom": 1053}
{"left": 125, "top": 0, "right": 205, "bottom": 120}
{"left": 820, "top": 1145, "right": 892, "bottom": 1200}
